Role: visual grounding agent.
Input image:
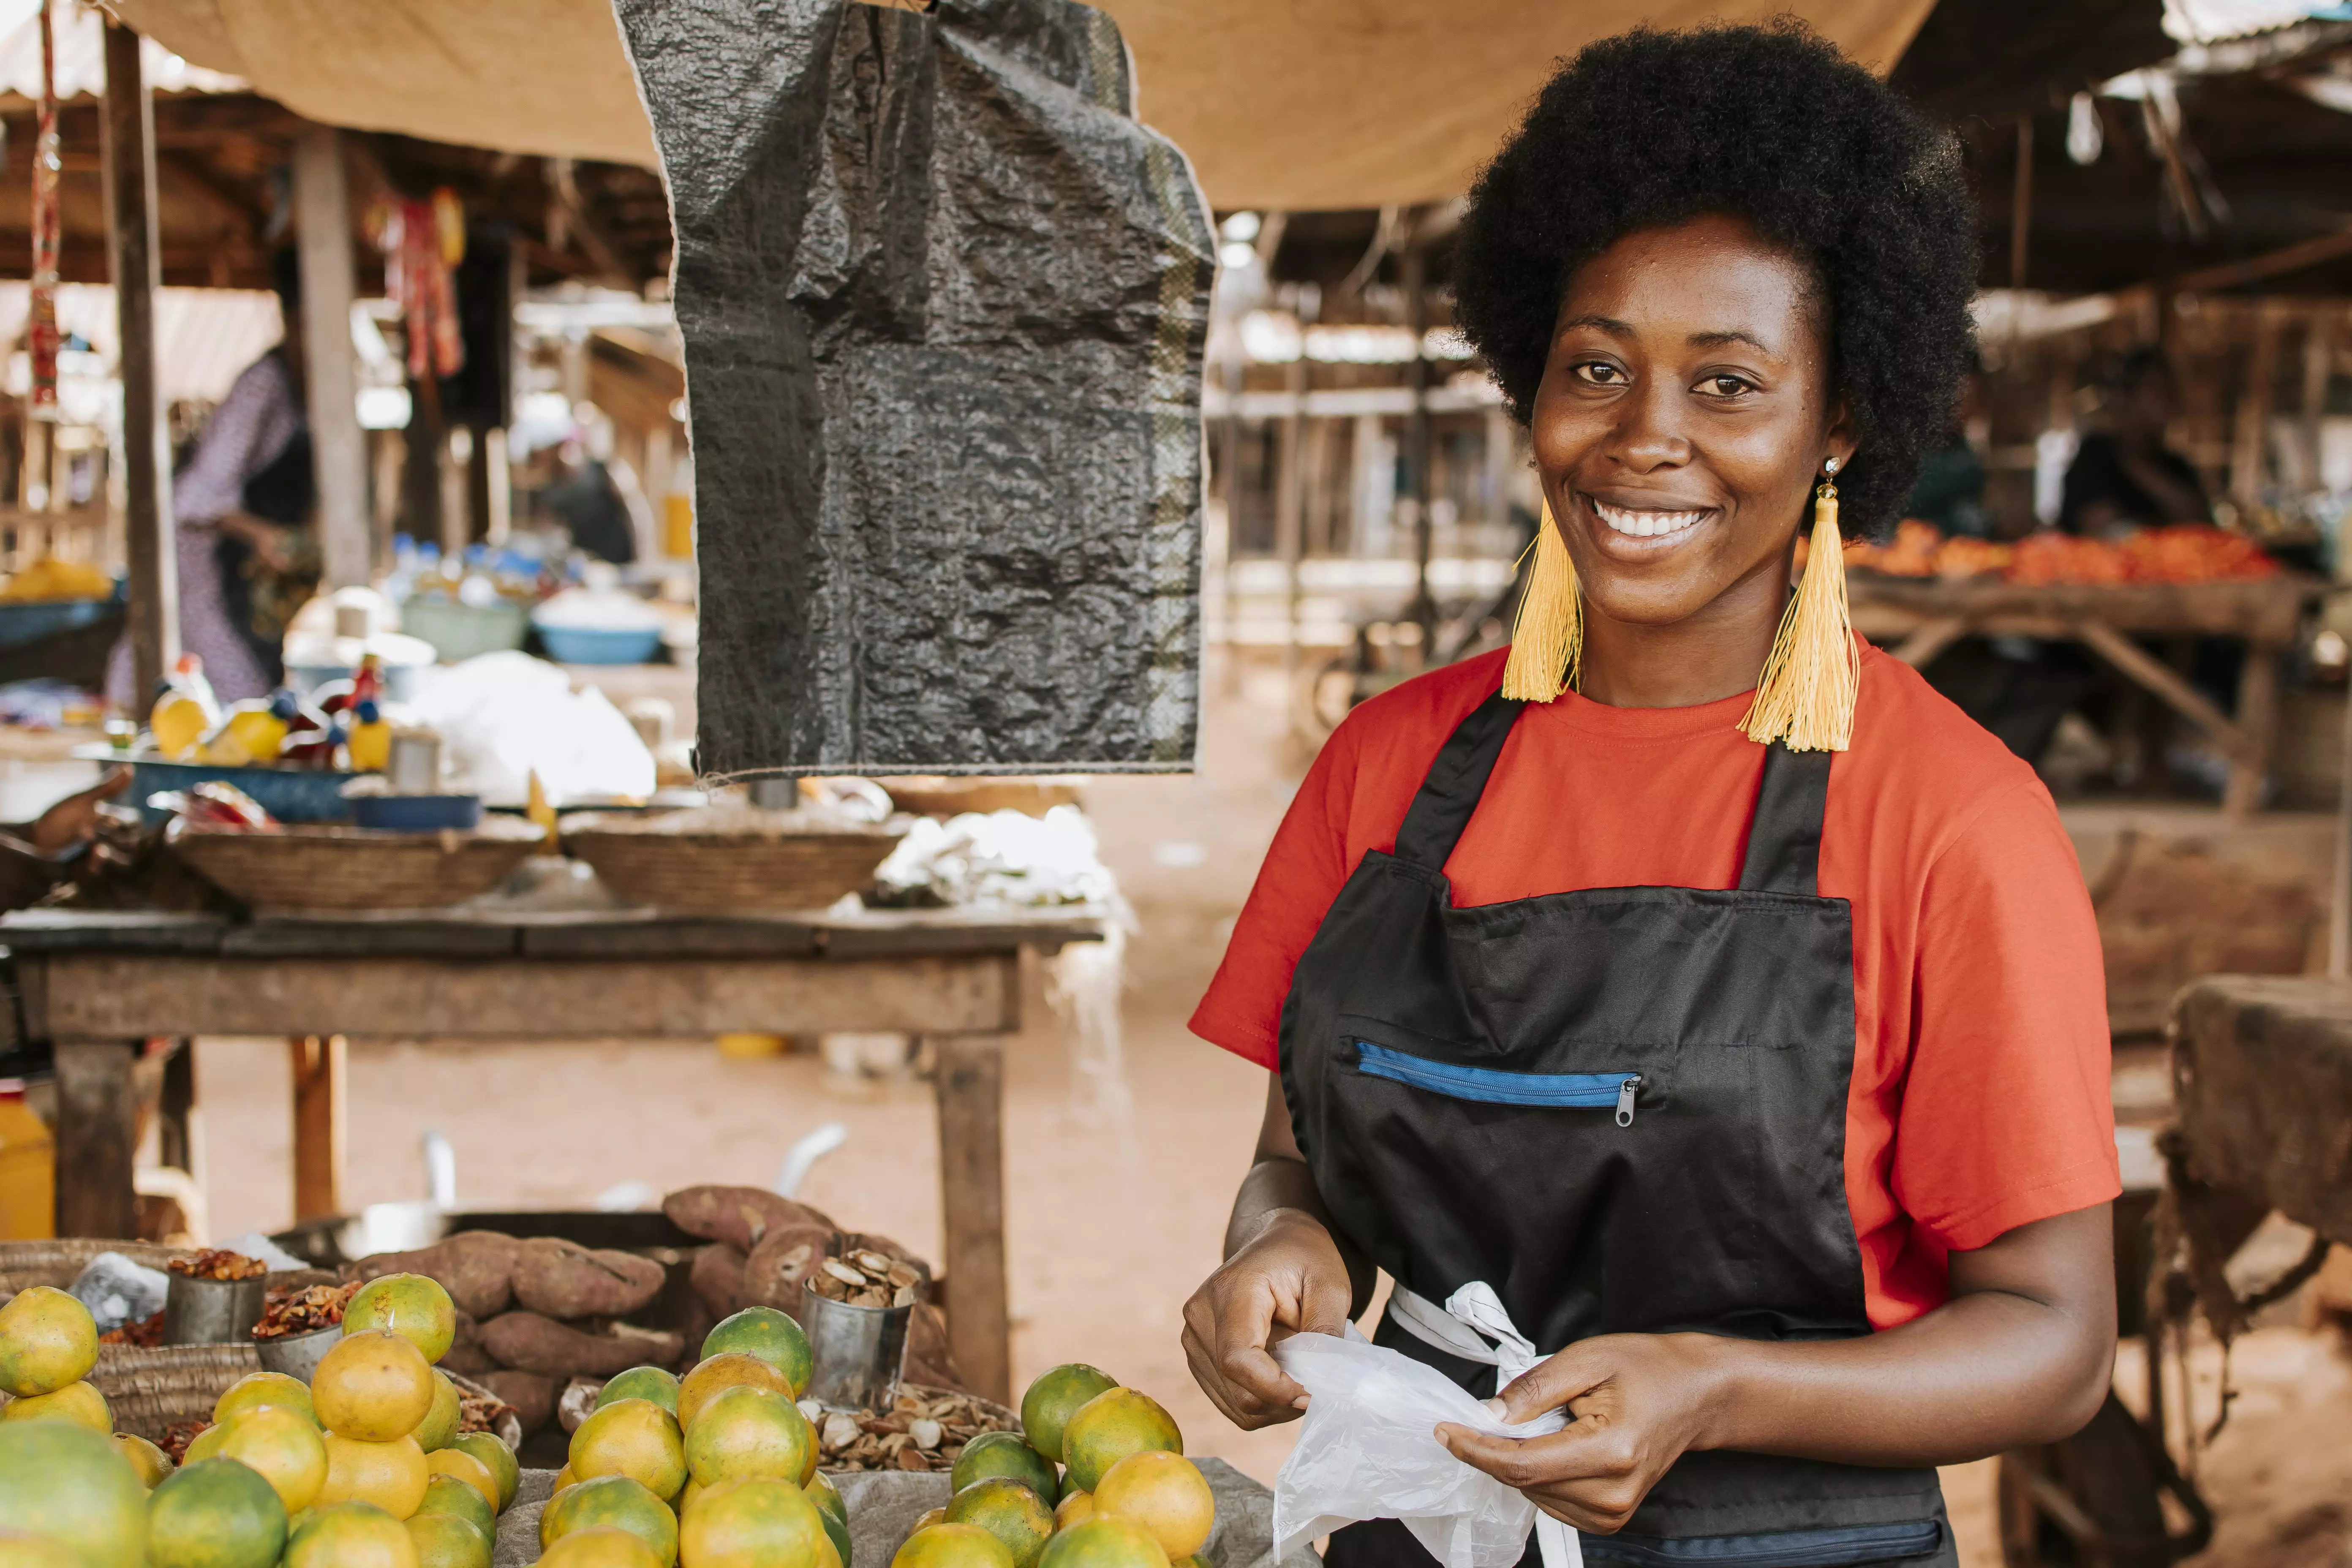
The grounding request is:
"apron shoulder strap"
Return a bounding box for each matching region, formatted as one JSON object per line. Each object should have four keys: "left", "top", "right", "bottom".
{"left": 1737, "top": 743, "right": 1833, "bottom": 896}
{"left": 1391, "top": 687, "right": 1524, "bottom": 871}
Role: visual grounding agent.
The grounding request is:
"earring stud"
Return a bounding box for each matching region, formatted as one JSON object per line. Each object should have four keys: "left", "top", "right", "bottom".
{"left": 1823, "top": 456, "right": 1841, "bottom": 476}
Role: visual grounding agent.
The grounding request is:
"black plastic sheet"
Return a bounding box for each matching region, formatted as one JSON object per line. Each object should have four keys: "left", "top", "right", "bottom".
{"left": 614, "top": 0, "right": 1215, "bottom": 777}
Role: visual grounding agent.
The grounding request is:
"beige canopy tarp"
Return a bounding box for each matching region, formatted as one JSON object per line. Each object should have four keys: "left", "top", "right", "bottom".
{"left": 105, "top": 0, "right": 1933, "bottom": 209}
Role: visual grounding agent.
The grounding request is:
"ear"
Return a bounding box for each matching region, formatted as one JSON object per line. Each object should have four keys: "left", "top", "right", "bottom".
{"left": 1823, "top": 399, "right": 1857, "bottom": 477}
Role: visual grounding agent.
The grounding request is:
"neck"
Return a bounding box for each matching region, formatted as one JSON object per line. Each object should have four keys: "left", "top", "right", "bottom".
{"left": 1575, "top": 553, "right": 1790, "bottom": 709}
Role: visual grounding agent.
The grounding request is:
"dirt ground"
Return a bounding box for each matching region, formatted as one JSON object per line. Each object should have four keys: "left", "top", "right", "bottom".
{"left": 180, "top": 652, "right": 2349, "bottom": 1568}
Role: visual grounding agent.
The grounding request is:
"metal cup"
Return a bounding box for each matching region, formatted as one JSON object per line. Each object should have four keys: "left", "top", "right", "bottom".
{"left": 254, "top": 1322, "right": 344, "bottom": 1380}
{"left": 162, "top": 1273, "right": 268, "bottom": 1346}
{"left": 800, "top": 1279, "right": 917, "bottom": 1412}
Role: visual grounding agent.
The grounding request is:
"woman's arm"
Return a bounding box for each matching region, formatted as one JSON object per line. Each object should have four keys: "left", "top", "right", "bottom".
{"left": 1439, "top": 1205, "right": 2115, "bottom": 1532}
{"left": 1180, "top": 1073, "right": 1367, "bottom": 1429}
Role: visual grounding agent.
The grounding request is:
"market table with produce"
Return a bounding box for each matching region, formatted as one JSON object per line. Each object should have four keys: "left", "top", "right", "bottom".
{"left": 5, "top": 902, "right": 1108, "bottom": 1406}
{"left": 1837, "top": 523, "right": 2325, "bottom": 814}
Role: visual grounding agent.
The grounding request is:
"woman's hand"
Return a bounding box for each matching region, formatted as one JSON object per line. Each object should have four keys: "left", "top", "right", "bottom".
{"left": 219, "top": 512, "right": 298, "bottom": 572}
{"left": 1437, "top": 1333, "right": 1727, "bottom": 1533}
{"left": 1181, "top": 1206, "right": 1353, "bottom": 1430}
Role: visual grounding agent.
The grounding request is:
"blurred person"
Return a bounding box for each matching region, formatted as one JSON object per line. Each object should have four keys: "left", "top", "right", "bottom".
{"left": 1900, "top": 362, "right": 1989, "bottom": 537}
{"left": 107, "top": 249, "right": 318, "bottom": 707}
{"left": 2059, "top": 346, "right": 2210, "bottom": 539}
{"left": 539, "top": 411, "right": 643, "bottom": 566}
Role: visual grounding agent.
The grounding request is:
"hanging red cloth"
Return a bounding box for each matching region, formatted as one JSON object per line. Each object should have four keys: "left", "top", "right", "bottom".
{"left": 26, "top": 0, "right": 60, "bottom": 417}
{"left": 382, "top": 190, "right": 465, "bottom": 382}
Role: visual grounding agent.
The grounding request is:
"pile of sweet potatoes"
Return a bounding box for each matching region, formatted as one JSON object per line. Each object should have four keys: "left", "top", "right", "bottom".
{"left": 343, "top": 1183, "right": 962, "bottom": 1435}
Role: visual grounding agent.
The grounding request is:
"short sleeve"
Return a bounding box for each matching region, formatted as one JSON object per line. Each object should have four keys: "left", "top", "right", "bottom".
{"left": 1891, "top": 780, "right": 2119, "bottom": 1252}
{"left": 1187, "top": 722, "right": 1363, "bottom": 1068}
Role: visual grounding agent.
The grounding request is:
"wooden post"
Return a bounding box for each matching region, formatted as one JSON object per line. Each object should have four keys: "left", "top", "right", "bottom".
{"left": 931, "top": 1033, "right": 1010, "bottom": 1404}
{"left": 292, "top": 127, "right": 371, "bottom": 588}
{"left": 100, "top": 19, "right": 175, "bottom": 702}
{"left": 1276, "top": 357, "right": 1306, "bottom": 677}
{"left": 158, "top": 1037, "right": 195, "bottom": 1176}
{"left": 1400, "top": 222, "right": 1434, "bottom": 636}
{"left": 2224, "top": 644, "right": 2280, "bottom": 819}
{"left": 2232, "top": 305, "right": 2282, "bottom": 514}
{"left": 289, "top": 1034, "right": 346, "bottom": 1221}
{"left": 2009, "top": 117, "right": 2033, "bottom": 291}
{"left": 54, "top": 1039, "right": 137, "bottom": 1238}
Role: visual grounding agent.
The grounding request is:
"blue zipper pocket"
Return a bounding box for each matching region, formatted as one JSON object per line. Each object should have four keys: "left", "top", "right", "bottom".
{"left": 1580, "top": 1520, "right": 1944, "bottom": 1568}
{"left": 1352, "top": 1041, "right": 1644, "bottom": 1124}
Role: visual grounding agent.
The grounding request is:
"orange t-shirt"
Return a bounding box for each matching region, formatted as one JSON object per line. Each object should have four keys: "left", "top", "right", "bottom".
{"left": 1190, "top": 645, "right": 2119, "bottom": 1329}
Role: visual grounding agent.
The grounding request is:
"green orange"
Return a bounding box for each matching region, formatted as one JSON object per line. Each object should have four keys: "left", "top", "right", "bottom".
{"left": 805, "top": 1470, "right": 846, "bottom": 1524}
{"left": 944, "top": 1478, "right": 1054, "bottom": 1568}
{"left": 147, "top": 1457, "right": 289, "bottom": 1568}
{"left": 413, "top": 1474, "right": 495, "bottom": 1543}
{"left": 598, "top": 1367, "right": 682, "bottom": 1417}
{"left": 676, "top": 1354, "right": 793, "bottom": 1432}
{"left": 0, "top": 1421, "right": 149, "bottom": 1568}
{"left": 450, "top": 1432, "right": 517, "bottom": 1511}
{"left": 569, "top": 1398, "right": 686, "bottom": 1503}
{"left": 539, "top": 1527, "right": 662, "bottom": 1568}
{"left": 0, "top": 1287, "right": 98, "bottom": 1399}
{"left": 412, "top": 1373, "right": 462, "bottom": 1454}
{"left": 683, "top": 1384, "right": 817, "bottom": 1488}
{"left": 284, "top": 1501, "right": 420, "bottom": 1568}
{"left": 214, "top": 1372, "right": 317, "bottom": 1429}
{"left": 1016, "top": 1366, "right": 1117, "bottom": 1467}
{"left": 343, "top": 1276, "right": 457, "bottom": 1366}
{"left": 700, "top": 1309, "right": 814, "bottom": 1398}
{"left": 1034, "top": 1517, "right": 1170, "bottom": 1568}
{"left": 891, "top": 1524, "right": 1013, "bottom": 1568}
{"left": 403, "top": 1511, "right": 490, "bottom": 1568}
{"left": 541, "top": 1474, "right": 678, "bottom": 1568}
{"left": 679, "top": 1476, "right": 838, "bottom": 1568}
{"left": 951, "top": 1433, "right": 1058, "bottom": 1503}
{"left": 816, "top": 1504, "right": 852, "bottom": 1568}
{"left": 423, "top": 1447, "right": 496, "bottom": 1511}
{"left": 1060, "top": 1391, "right": 1181, "bottom": 1495}
{"left": 213, "top": 1405, "right": 329, "bottom": 1512}
{"left": 0, "top": 1531, "right": 82, "bottom": 1568}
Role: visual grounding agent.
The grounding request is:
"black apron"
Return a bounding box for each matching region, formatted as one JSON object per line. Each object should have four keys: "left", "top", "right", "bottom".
{"left": 213, "top": 426, "right": 316, "bottom": 686}
{"left": 1279, "top": 689, "right": 1950, "bottom": 1568}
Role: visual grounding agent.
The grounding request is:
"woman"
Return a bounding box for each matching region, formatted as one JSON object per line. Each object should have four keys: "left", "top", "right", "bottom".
{"left": 1182, "top": 27, "right": 2118, "bottom": 1568}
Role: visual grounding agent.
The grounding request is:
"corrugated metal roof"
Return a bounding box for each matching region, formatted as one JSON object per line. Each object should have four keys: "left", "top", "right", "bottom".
{"left": 0, "top": 0, "right": 244, "bottom": 103}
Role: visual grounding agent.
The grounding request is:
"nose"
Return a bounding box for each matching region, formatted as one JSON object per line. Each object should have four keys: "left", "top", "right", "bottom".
{"left": 1608, "top": 376, "right": 1692, "bottom": 474}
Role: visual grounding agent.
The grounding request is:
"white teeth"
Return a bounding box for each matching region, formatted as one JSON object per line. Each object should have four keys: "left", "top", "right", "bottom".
{"left": 1592, "top": 499, "right": 1706, "bottom": 539}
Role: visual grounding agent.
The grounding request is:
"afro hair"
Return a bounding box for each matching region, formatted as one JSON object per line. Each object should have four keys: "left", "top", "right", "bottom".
{"left": 1452, "top": 22, "right": 1978, "bottom": 541}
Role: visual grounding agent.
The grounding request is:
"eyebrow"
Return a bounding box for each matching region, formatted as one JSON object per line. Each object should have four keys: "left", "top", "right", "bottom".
{"left": 1558, "top": 314, "right": 1778, "bottom": 357}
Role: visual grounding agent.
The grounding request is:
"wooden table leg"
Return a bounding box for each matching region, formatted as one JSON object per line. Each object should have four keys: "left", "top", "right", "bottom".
{"left": 290, "top": 1035, "right": 346, "bottom": 1222}
{"left": 54, "top": 1038, "right": 138, "bottom": 1238}
{"left": 932, "top": 1033, "right": 1011, "bottom": 1405}
{"left": 158, "top": 1038, "right": 196, "bottom": 1177}
{"left": 2224, "top": 642, "right": 2280, "bottom": 819}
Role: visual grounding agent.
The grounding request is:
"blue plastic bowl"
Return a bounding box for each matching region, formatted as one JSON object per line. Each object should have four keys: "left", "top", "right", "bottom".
{"left": 117, "top": 756, "right": 361, "bottom": 825}
{"left": 348, "top": 793, "right": 482, "bottom": 831}
{"left": 0, "top": 582, "right": 124, "bottom": 650}
{"left": 534, "top": 623, "right": 663, "bottom": 665}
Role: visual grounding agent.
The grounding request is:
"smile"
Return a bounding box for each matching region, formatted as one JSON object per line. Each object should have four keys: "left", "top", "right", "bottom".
{"left": 1587, "top": 496, "right": 1711, "bottom": 541}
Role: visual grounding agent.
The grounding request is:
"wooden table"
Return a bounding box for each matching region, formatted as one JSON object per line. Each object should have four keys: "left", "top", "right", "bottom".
{"left": 1848, "top": 574, "right": 2324, "bottom": 814}
{"left": 1, "top": 903, "right": 1108, "bottom": 1405}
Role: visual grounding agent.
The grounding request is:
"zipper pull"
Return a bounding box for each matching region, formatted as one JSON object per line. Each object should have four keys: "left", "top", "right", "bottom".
{"left": 1615, "top": 1075, "right": 1642, "bottom": 1127}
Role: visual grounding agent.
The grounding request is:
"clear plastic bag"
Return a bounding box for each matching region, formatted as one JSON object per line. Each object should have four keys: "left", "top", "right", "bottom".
{"left": 69, "top": 1251, "right": 169, "bottom": 1333}
{"left": 1272, "top": 1326, "right": 1568, "bottom": 1568}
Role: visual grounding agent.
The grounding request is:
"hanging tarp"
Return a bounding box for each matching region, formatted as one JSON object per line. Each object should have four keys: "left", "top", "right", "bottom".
{"left": 107, "top": 0, "right": 1936, "bottom": 209}
{"left": 612, "top": 0, "right": 1213, "bottom": 776}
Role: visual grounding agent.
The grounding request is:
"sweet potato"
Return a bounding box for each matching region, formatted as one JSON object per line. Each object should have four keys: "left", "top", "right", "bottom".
{"left": 904, "top": 1304, "right": 963, "bottom": 1392}
{"left": 479, "top": 1370, "right": 555, "bottom": 1435}
{"left": 662, "top": 1185, "right": 834, "bottom": 1251}
{"left": 557, "top": 1377, "right": 604, "bottom": 1434}
{"left": 690, "top": 1244, "right": 749, "bottom": 1320}
{"left": 479, "top": 1311, "right": 684, "bottom": 1379}
{"left": 742, "top": 1225, "right": 836, "bottom": 1312}
{"left": 510, "top": 1237, "right": 667, "bottom": 1319}
{"left": 440, "top": 1311, "right": 498, "bottom": 1377}
{"left": 347, "top": 1231, "right": 518, "bottom": 1319}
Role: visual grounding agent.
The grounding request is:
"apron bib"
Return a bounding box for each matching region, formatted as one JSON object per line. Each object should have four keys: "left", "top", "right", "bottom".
{"left": 1278, "top": 690, "right": 1949, "bottom": 1568}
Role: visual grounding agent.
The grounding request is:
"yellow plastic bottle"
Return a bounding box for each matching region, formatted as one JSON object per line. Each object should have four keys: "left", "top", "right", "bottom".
{"left": 346, "top": 699, "right": 393, "bottom": 773}
{"left": 0, "top": 1081, "right": 55, "bottom": 1240}
{"left": 150, "top": 653, "right": 220, "bottom": 762}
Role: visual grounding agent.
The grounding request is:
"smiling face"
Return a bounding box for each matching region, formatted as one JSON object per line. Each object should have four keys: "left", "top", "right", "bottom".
{"left": 1530, "top": 213, "right": 1854, "bottom": 640}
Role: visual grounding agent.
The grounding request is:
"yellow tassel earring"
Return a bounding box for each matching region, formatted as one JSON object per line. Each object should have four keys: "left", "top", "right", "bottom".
{"left": 1740, "top": 458, "right": 1859, "bottom": 751}
{"left": 1500, "top": 501, "right": 1582, "bottom": 700}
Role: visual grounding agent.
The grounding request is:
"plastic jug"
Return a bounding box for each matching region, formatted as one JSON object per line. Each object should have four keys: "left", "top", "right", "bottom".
{"left": 150, "top": 652, "right": 220, "bottom": 761}
{"left": 0, "top": 1080, "right": 55, "bottom": 1240}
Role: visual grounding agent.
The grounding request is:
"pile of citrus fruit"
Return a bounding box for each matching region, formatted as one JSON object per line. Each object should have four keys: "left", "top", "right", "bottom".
{"left": 539, "top": 1304, "right": 844, "bottom": 1568}
{"left": 0, "top": 1271, "right": 520, "bottom": 1568}
{"left": 892, "top": 1364, "right": 1211, "bottom": 1568}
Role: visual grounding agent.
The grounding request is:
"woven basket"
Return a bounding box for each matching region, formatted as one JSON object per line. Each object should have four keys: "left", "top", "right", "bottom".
{"left": 563, "top": 809, "right": 903, "bottom": 913}
{"left": 169, "top": 818, "right": 545, "bottom": 912}
{"left": 875, "top": 778, "right": 1083, "bottom": 819}
{"left": 0, "top": 1239, "right": 188, "bottom": 1296}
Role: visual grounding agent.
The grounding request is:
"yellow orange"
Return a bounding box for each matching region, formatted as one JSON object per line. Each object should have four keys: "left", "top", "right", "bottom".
{"left": 112, "top": 1432, "right": 174, "bottom": 1487}
{"left": 1092, "top": 1452, "right": 1213, "bottom": 1560}
{"left": 0, "top": 1532, "right": 82, "bottom": 1568}
{"left": 316, "top": 1433, "right": 429, "bottom": 1519}
{"left": 0, "top": 1381, "right": 109, "bottom": 1432}
{"left": 679, "top": 1476, "right": 837, "bottom": 1568}
{"left": 285, "top": 1502, "right": 420, "bottom": 1568}
{"left": 1060, "top": 1390, "right": 1181, "bottom": 1494}
{"left": 215, "top": 1405, "right": 330, "bottom": 1512}
{"left": 675, "top": 1354, "right": 793, "bottom": 1433}
{"left": 570, "top": 1398, "right": 686, "bottom": 1503}
{"left": 214, "top": 1372, "right": 317, "bottom": 1429}
{"left": 450, "top": 1433, "right": 517, "bottom": 1511}
{"left": 1055, "top": 1492, "right": 1094, "bottom": 1530}
{"left": 422, "top": 1447, "right": 497, "bottom": 1512}
{"left": 404, "top": 1511, "right": 489, "bottom": 1568}
{"left": 540, "top": 1527, "right": 664, "bottom": 1568}
{"left": 944, "top": 1478, "right": 1054, "bottom": 1568}
{"left": 313, "top": 1332, "right": 436, "bottom": 1443}
{"left": 343, "top": 1276, "right": 457, "bottom": 1366}
{"left": 682, "top": 1385, "right": 816, "bottom": 1488}
{"left": 1034, "top": 1517, "right": 1169, "bottom": 1568}
{"left": 541, "top": 1475, "right": 678, "bottom": 1568}
{"left": 892, "top": 1524, "right": 1013, "bottom": 1568}
{"left": 0, "top": 1288, "right": 98, "bottom": 1398}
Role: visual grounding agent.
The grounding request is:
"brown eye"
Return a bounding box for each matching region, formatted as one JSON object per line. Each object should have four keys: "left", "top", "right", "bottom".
{"left": 1574, "top": 361, "right": 1625, "bottom": 386}
{"left": 1701, "top": 374, "right": 1754, "bottom": 397}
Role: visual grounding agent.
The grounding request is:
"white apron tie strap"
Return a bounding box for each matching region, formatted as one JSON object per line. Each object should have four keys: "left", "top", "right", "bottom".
{"left": 1387, "top": 1282, "right": 1585, "bottom": 1568}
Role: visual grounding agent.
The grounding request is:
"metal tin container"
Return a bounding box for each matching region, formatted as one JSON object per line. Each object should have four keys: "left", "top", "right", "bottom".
{"left": 254, "top": 1322, "right": 343, "bottom": 1380}
{"left": 162, "top": 1272, "right": 268, "bottom": 1346}
{"left": 800, "top": 1280, "right": 916, "bottom": 1412}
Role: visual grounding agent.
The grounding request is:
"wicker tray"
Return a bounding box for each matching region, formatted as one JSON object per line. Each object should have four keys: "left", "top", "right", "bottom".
{"left": 874, "top": 777, "right": 1083, "bottom": 818}
{"left": 169, "top": 818, "right": 545, "bottom": 911}
{"left": 0, "top": 1238, "right": 188, "bottom": 1296}
{"left": 562, "top": 807, "right": 903, "bottom": 913}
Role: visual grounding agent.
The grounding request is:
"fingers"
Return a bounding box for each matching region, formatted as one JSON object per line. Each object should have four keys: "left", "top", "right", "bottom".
{"left": 1179, "top": 1277, "right": 1307, "bottom": 1430}
{"left": 1434, "top": 1422, "right": 1645, "bottom": 1535}
{"left": 1495, "top": 1341, "right": 1615, "bottom": 1424}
